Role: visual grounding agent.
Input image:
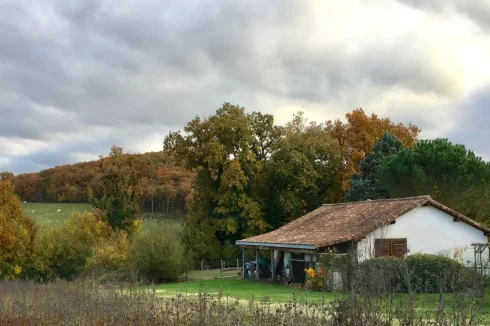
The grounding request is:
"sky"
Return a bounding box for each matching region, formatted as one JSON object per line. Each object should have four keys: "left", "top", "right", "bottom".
{"left": 1, "top": 0, "right": 490, "bottom": 174}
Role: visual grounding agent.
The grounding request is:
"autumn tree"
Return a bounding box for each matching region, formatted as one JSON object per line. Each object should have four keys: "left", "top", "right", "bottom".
{"left": 90, "top": 146, "right": 148, "bottom": 232}
{"left": 0, "top": 171, "right": 14, "bottom": 182}
{"left": 345, "top": 132, "right": 404, "bottom": 202}
{"left": 164, "top": 103, "right": 281, "bottom": 258}
{"left": 13, "top": 173, "right": 43, "bottom": 201}
{"left": 380, "top": 139, "right": 490, "bottom": 225}
{"left": 0, "top": 179, "right": 36, "bottom": 279}
{"left": 330, "top": 108, "right": 420, "bottom": 193}
{"left": 267, "top": 113, "right": 344, "bottom": 226}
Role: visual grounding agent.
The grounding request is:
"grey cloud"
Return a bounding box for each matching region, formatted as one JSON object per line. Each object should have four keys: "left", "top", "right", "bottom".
{"left": 446, "top": 86, "right": 490, "bottom": 159}
{"left": 398, "top": 0, "right": 490, "bottom": 30}
{"left": 0, "top": 0, "right": 489, "bottom": 173}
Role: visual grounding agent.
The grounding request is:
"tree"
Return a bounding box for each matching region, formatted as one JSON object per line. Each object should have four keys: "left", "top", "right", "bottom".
{"left": 0, "top": 179, "right": 36, "bottom": 279}
{"left": 164, "top": 103, "right": 281, "bottom": 258}
{"left": 345, "top": 132, "right": 404, "bottom": 202}
{"left": 13, "top": 173, "right": 43, "bottom": 201}
{"left": 267, "top": 113, "right": 344, "bottom": 226}
{"left": 159, "top": 184, "right": 177, "bottom": 215}
{"left": 380, "top": 139, "right": 490, "bottom": 225}
{"left": 330, "top": 108, "right": 420, "bottom": 193}
{"left": 0, "top": 171, "right": 14, "bottom": 182}
{"left": 90, "top": 146, "right": 148, "bottom": 232}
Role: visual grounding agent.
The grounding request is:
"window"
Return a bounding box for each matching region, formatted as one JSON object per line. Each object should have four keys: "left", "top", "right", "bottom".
{"left": 374, "top": 238, "right": 407, "bottom": 258}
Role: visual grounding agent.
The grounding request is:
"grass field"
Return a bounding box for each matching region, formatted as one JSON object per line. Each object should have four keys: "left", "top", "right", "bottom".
{"left": 150, "top": 278, "right": 339, "bottom": 304}
{"left": 186, "top": 269, "right": 241, "bottom": 281}
{"left": 22, "top": 202, "right": 93, "bottom": 225}
{"left": 22, "top": 202, "right": 182, "bottom": 227}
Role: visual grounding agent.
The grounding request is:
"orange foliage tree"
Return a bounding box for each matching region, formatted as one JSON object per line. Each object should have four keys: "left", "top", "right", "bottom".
{"left": 330, "top": 108, "right": 420, "bottom": 192}
{"left": 0, "top": 179, "right": 36, "bottom": 279}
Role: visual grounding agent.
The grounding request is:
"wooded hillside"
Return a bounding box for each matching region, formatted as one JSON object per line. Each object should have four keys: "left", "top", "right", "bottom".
{"left": 11, "top": 151, "right": 194, "bottom": 216}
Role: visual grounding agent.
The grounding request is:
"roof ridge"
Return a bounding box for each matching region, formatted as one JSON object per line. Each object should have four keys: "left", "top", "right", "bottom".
{"left": 322, "top": 195, "right": 431, "bottom": 206}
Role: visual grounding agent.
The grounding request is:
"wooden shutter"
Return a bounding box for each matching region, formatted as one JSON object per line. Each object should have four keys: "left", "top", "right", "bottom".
{"left": 374, "top": 239, "right": 391, "bottom": 257}
{"left": 391, "top": 238, "right": 407, "bottom": 258}
{"left": 374, "top": 238, "right": 407, "bottom": 258}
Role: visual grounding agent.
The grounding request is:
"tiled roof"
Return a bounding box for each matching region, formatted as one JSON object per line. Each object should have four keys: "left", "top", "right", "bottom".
{"left": 237, "top": 196, "right": 490, "bottom": 249}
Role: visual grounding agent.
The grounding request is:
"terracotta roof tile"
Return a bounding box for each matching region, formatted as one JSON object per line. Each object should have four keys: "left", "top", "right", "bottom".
{"left": 237, "top": 196, "right": 490, "bottom": 249}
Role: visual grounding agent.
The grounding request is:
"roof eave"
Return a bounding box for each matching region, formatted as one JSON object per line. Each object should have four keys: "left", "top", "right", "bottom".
{"left": 235, "top": 240, "right": 316, "bottom": 251}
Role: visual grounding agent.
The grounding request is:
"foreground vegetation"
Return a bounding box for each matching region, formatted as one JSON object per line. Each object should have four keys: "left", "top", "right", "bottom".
{"left": 1, "top": 280, "right": 488, "bottom": 325}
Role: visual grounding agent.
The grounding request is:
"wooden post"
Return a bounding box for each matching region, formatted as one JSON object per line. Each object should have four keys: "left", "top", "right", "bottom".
{"left": 256, "top": 247, "right": 260, "bottom": 280}
{"left": 242, "top": 248, "right": 246, "bottom": 279}
{"left": 237, "top": 258, "right": 239, "bottom": 269}
{"left": 201, "top": 259, "right": 204, "bottom": 271}
{"left": 271, "top": 250, "right": 275, "bottom": 281}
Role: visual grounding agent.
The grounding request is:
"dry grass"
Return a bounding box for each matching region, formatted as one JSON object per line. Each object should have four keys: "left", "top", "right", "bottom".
{"left": 0, "top": 279, "right": 488, "bottom": 325}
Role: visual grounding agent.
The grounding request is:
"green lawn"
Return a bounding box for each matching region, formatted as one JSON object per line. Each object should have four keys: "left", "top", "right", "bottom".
{"left": 186, "top": 269, "right": 241, "bottom": 281}
{"left": 22, "top": 202, "right": 182, "bottom": 228}
{"left": 150, "top": 278, "right": 340, "bottom": 304}
{"left": 22, "top": 202, "right": 93, "bottom": 225}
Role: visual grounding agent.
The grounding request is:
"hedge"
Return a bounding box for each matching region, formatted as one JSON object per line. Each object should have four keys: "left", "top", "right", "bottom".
{"left": 357, "top": 254, "right": 479, "bottom": 293}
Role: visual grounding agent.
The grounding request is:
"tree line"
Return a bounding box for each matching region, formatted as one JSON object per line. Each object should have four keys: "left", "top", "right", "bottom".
{"left": 3, "top": 103, "right": 490, "bottom": 263}
{"left": 163, "top": 104, "right": 490, "bottom": 260}
{"left": 5, "top": 151, "right": 194, "bottom": 217}
{"left": 1, "top": 103, "right": 490, "bottom": 279}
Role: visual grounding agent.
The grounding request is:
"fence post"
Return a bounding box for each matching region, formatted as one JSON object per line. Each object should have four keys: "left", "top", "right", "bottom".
{"left": 237, "top": 258, "right": 239, "bottom": 269}
{"left": 220, "top": 260, "right": 223, "bottom": 271}
{"left": 201, "top": 259, "right": 204, "bottom": 271}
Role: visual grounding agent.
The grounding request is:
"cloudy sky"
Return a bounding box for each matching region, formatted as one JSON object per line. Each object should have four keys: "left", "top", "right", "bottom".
{"left": 1, "top": 0, "right": 490, "bottom": 174}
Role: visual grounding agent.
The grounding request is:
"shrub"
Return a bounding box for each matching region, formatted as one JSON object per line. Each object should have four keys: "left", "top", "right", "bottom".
{"left": 305, "top": 267, "right": 325, "bottom": 290}
{"left": 405, "top": 254, "right": 465, "bottom": 292}
{"left": 129, "top": 222, "right": 187, "bottom": 283}
{"left": 32, "top": 212, "right": 114, "bottom": 280}
{"left": 85, "top": 230, "right": 129, "bottom": 277}
{"left": 358, "top": 256, "right": 407, "bottom": 293}
{"left": 357, "top": 254, "right": 471, "bottom": 293}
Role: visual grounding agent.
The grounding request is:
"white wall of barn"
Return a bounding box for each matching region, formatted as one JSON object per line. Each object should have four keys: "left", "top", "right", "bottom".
{"left": 356, "top": 206, "right": 489, "bottom": 263}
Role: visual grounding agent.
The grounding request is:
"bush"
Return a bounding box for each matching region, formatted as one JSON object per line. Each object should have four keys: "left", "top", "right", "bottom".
{"left": 405, "top": 254, "right": 464, "bottom": 292}
{"left": 129, "top": 222, "right": 187, "bottom": 283}
{"left": 357, "top": 254, "right": 473, "bottom": 293}
{"left": 305, "top": 267, "right": 325, "bottom": 290}
{"left": 85, "top": 230, "right": 129, "bottom": 277}
{"left": 31, "top": 212, "right": 114, "bottom": 280}
{"left": 358, "top": 256, "right": 407, "bottom": 293}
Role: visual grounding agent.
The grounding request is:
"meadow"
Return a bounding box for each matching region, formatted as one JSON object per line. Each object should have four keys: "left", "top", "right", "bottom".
{"left": 21, "top": 202, "right": 181, "bottom": 228}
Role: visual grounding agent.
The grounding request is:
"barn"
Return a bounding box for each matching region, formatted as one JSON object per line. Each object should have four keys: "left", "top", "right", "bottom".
{"left": 236, "top": 196, "right": 490, "bottom": 283}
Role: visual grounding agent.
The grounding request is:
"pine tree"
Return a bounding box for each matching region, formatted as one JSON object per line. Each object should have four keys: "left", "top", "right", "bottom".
{"left": 345, "top": 132, "right": 404, "bottom": 202}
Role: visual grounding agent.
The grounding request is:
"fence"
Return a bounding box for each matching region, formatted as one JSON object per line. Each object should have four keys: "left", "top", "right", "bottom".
{"left": 199, "top": 259, "right": 242, "bottom": 271}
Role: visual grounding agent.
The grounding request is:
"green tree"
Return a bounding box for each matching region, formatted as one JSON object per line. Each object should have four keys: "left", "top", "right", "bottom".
{"left": 380, "top": 139, "right": 490, "bottom": 225}
{"left": 129, "top": 222, "right": 187, "bottom": 282}
{"left": 90, "top": 146, "right": 147, "bottom": 232}
{"left": 345, "top": 132, "right": 404, "bottom": 202}
{"left": 164, "top": 104, "right": 281, "bottom": 258}
{"left": 267, "top": 113, "right": 344, "bottom": 226}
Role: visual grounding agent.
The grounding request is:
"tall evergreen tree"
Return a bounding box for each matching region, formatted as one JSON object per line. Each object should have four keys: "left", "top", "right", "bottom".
{"left": 345, "top": 132, "right": 404, "bottom": 202}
